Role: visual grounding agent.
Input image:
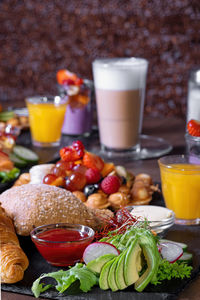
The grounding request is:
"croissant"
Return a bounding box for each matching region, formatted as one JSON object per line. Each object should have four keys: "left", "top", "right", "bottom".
{"left": 0, "top": 206, "right": 29, "bottom": 283}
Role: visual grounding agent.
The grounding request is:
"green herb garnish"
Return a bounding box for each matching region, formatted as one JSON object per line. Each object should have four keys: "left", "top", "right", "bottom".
{"left": 151, "top": 259, "right": 193, "bottom": 285}
{"left": 0, "top": 167, "right": 20, "bottom": 183}
{"left": 31, "top": 263, "right": 98, "bottom": 298}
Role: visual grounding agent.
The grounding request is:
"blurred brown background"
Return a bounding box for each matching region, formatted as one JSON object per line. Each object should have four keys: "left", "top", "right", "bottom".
{"left": 0, "top": 0, "right": 199, "bottom": 117}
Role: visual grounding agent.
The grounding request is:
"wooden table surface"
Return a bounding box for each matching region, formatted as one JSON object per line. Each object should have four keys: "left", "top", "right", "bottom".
{"left": 1, "top": 116, "right": 200, "bottom": 300}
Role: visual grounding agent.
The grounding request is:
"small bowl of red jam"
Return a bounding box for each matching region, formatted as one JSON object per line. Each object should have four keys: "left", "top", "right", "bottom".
{"left": 30, "top": 223, "right": 94, "bottom": 266}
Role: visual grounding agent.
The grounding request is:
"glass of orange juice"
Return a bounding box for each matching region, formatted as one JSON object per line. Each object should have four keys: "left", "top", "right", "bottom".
{"left": 158, "top": 155, "right": 200, "bottom": 225}
{"left": 26, "top": 96, "right": 67, "bottom": 147}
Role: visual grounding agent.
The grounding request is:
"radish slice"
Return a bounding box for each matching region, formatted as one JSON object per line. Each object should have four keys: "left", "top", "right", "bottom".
{"left": 157, "top": 244, "right": 162, "bottom": 253}
{"left": 159, "top": 242, "right": 183, "bottom": 263}
{"left": 83, "top": 242, "right": 120, "bottom": 264}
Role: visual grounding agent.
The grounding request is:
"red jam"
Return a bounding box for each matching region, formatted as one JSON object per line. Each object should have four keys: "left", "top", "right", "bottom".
{"left": 32, "top": 228, "right": 93, "bottom": 266}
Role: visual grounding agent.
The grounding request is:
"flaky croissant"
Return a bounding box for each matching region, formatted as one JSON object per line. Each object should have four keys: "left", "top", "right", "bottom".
{"left": 0, "top": 206, "right": 29, "bottom": 283}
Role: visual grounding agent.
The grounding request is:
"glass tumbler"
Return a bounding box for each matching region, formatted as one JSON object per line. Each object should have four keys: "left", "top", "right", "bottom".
{"left": 26, "top": 96, "right": 67, "bottom": 147}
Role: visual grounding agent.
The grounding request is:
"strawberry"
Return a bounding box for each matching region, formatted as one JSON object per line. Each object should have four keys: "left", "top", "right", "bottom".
{"left": 100, "top": 175, "right": 121, "bottom": 195}
{"left": 187, "top": 119, "right": 200, "bottom": 137}
{"left": 85, "top": 168, "right": 101, "bottom": 184}
{"left": 82, "top": 152, "right": 104, "bottom": 171}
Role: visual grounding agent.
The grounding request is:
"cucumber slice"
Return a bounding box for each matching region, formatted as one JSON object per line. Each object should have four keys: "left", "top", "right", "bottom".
{"left": 159, "top": 239, "right": 188, "bottom": 251}
{"left": 13, "top": 146, "right": 39, "bottom": 163}
{"left": 178, "top": 252, "right": 193, "bottom": 263}
{"left": 0, "top": 111, "right": 15, "bottom": 121}
{"left": 9, "top": 152, "right": 28, "bottom": 168}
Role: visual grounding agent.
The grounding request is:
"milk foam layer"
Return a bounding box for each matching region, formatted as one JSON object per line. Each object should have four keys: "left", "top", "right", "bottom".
{"left": 93, "top": 58, "right": 148, "bottom": 90}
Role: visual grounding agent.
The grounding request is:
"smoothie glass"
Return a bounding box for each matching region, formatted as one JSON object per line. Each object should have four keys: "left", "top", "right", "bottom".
{"left": 58, "top": 79, "right": 93, "bottom": 136}
{"left": 26, "top": 96, "right": 67, "bottom": 147}
{"left": 92, "top": 57, "right": 148, "bottom": 157}
{"left": 158, "top": 155, "right": 200, "bottom": 225}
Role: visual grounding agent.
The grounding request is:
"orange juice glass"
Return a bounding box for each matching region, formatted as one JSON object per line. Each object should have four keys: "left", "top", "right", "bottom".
{"left": 26, "top": 96, "right": 67, "bottom": 147}
{"left": 158, "top": 155, "right": 200, "bottom": 225}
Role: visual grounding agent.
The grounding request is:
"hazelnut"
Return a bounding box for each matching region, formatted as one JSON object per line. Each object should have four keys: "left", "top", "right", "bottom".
{"left": 13, "top": 173, "right": 30, "bottom": 187}
{"left": 131, "top": 181, "right": 151, "bottom": 200}
{"left": 108, "top": 192, "right": 130, "bottom": 209}
{"left": 97, "top": 189, "right": 107, "bottom": 197}
{"left": 130, "top": 198, "right": 152, "bottom": 205}
{"left": 118, "top": 185, "right": 130, "bottom": 195}
{"left": 85, "top": 193, "right": 110, "bottom": 209}
{"left": 72, "top": 191, "right": 86, "bottom": 203}
{"left": 135, "top": 173, "right": 153, "bottom": 185}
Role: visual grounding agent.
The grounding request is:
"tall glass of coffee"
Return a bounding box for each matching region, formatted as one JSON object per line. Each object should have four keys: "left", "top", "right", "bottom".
{"left": 92, "top": 57, "right": 148, "bottom": 157}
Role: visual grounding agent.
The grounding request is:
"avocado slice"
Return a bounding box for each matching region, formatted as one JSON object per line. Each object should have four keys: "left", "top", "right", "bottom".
{"left": 108, "top": 235, "right": 123, "bottom": 248}
{"left": 134, "top": 234, "right": 160, "bottom": 292}
{"left": 108, "top": 256, "right": 120, "bottom": 292}
{"left": 115, "top": 249, "right": 128, "bottom": 290}
{"left": 87, "top": 253, "right": 117, "bottom": 274}
{"left": 99, "top": 257, "right": 116, "bottom": 290}
{"left": 124, "top": 238, "right": 142, "bottom": 286}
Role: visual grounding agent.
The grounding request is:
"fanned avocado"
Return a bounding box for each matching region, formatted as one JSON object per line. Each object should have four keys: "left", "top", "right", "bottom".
{"left": 99, "top": 257, "right": 116, "bottom": 290}
{"left": 108, "top": 256, "right": 120, "bottom": 292}
{"left": 115, "top": 250, "right": 128, "bottom": 290}
{"left": 124, "top": 238, "right": 142, "bottom": 286}
{"left": 108, "top": 235, "right": 123, "bottom": 248}
{"left": 87, "top": 253, "right": 117, "bottom": 274}
{"left": 134, "top": 234, "right": 160, "bottom": 292}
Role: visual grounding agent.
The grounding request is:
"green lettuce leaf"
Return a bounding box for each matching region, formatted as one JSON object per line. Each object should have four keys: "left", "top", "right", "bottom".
{"left": 31, "top": 263, "right": 98, "bottom": 298}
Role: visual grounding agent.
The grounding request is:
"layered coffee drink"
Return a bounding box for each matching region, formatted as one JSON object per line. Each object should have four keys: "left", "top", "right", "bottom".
{"left": 93, "top": 58, "right": 148, "bottom": 154}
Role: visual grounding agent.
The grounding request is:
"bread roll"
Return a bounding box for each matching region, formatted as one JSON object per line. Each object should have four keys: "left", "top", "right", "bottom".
{"left": 0, "top": 206, "right": 29, "bottom": 283}
{"left": 0, "top": 184, "right": 105, "bottom": 236}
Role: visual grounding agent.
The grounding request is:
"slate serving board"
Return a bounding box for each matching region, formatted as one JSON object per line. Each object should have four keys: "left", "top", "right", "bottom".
{"left": 1, "top": 196, "right": 200, "bottom": 300}
{"left": 2, "top": 132, "right": 200, "bottom": 299}
{"left": 0, "top": 179, "right": 16, "bottom": 194}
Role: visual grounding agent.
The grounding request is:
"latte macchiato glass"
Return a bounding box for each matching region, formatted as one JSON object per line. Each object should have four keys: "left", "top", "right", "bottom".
{"left": 92, "top": 58, "right": 148, "bottom": 157}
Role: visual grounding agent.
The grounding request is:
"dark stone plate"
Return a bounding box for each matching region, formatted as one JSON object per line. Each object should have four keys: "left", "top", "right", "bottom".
{"left": 1, "top": 196, "right": 200, "bottom": 300}
{"left": 0, "top": 179, "right": 18, "bottom": 194}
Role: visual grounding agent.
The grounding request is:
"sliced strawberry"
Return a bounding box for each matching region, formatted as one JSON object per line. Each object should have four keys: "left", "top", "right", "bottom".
{"left": 60, "top": 146, "right": 83, "bottom": 162}
{"left": 187, "top": 119, "right": 200, "bottom": 137}
{"left": 83, "top": 152, "right": 104, "bottom": 172}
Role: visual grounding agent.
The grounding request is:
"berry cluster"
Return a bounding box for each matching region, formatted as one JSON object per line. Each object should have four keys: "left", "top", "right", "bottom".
{"left": 43, "top": 141, "right": 157, "bottom": 210}
{"left": 43, "top": 141, "right": 121, "bottom": 198}
{"left": 56, "top": 69, "right": 90, "bottom": 107}
{"left": 57, "top": 69, "right": 83, "bottom": 86}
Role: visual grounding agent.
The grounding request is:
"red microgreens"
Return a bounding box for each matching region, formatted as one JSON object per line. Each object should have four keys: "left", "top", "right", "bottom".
{"left": 94, "top": 207, "right": 139, "bottom": 241}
